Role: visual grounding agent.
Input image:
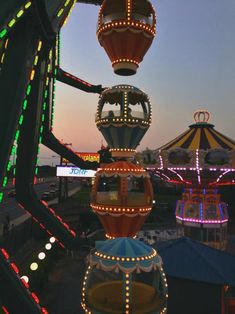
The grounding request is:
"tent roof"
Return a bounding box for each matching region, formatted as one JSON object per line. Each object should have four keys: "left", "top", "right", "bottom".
{"left": 153, "top": 237, "right": 235, "bottom": 286}
{"left": 158, "top": 123, "right": 235, "bottom": 151}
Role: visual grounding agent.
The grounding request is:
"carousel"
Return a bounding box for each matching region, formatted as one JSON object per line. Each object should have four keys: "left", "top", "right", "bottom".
{"left": 151, "top": 110, "right": 235, "bottom": 249}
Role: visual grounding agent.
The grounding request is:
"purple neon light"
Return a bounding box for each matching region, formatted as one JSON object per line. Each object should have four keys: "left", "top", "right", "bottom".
{"left": 156, "top": 167, "right": 234, "bottom": 172}
{"left": 219, "top": 203, "right": 224, "bottom": 220}
{"left": 176, "top": 216, "right": 228, "bottom": 224}
{"left": 200, "top": 203, "right": 203, "bottom": 220}
{"left": 196, "top": 149, "right": 201, "bottom": 185}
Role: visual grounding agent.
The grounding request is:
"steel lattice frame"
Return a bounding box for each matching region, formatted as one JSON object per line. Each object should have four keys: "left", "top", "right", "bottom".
{"left": 0, "top": 1, "right": 103, "bottom": 312}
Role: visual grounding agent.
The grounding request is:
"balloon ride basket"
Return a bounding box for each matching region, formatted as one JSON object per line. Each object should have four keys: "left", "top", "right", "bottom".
{"left": 87, "top": 280, "right": 166, "bottom": 314}
{"left": 113, "top": 62, "right": 138, "bottom": 76}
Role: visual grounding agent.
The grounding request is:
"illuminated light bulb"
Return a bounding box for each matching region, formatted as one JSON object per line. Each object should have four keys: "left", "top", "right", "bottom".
{"left": 30, "top": 262, "right": 38, "bottom": 271}
{"left": 38, "top": 252, "right": 46, "bottom": 260}
{"left": 21, "top": 275, "right": 29, "bottom": 283}
{"left": 45, "top": 243, "right": 52, "bottom": 250}
{"left": 49, "top": 236, "right": 56, "bottom": 243}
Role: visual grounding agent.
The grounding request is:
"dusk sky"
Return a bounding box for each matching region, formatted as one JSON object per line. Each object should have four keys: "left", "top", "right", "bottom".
{"left": 40, "top": 0, "right": 235, "bottom": 165}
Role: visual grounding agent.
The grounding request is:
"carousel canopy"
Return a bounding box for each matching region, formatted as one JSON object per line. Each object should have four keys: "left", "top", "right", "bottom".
{"left": 150, "top": 111, "right": 235, "bottom": 186}
{"left": 89, "top": 238, "right": 162, "bottom": 273}
{"left": 158, "top": 112, "right": 235, "bottom": 151}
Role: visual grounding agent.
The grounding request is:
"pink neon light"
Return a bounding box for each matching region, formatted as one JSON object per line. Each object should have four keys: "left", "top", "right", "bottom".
{"left": 21, "top": 278, "right": 29, "bottom": 289}
{"left": 70, "top": 230, "right": 76, "bottom": 237}
{"left": 1, "top": 248, "right": 9, "bottom": 260}
{"left": 64, "top": 72, "right": 92, "bottom": 87}
{"left": 41, "top": 200, "right": 48, "bottom": 207}
{"left": 168, "top": 169, "right": 192, "bottom": 184}
{"left": 18, "top": 203, "right": 25, "bottom": 209}
{"left": 176, "top": 216, "right": 228, "bottom": 224}
{"left": 2, "top": 306, "right": 9, "bottom": 314}
{"left": 31, "top": 292, "right": 40, "bottom": 304}
{"left": 10, "top": 262, "right": 19, "bottom": 274}
{"left": 168, "top": 180, "right": 184, "bottom": 185}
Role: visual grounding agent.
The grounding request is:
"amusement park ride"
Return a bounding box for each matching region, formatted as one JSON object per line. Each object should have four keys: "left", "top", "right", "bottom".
{"left": 150, "top": 110, "right": 235, "bottom": 249}
{"left": 0, "top": 0, "right": 168, "bottom": 313}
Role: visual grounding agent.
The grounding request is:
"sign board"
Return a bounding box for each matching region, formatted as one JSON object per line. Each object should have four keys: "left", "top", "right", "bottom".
{"left": 56, "top": 166, "right": 96, "bottom": 178}
{"left": 62, "top": 152, "right": 100, "bottom": 164}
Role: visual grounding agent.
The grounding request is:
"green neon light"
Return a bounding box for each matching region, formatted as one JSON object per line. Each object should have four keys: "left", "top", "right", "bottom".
{"left": 2, "top": 176, "right": 8, "bottom": 187}
{"left": 25, "top": 2, "right": 32, "bottom": 9}
{"left": 7, "top": 161, "right": 11, "bottom": 171}
{"left": 39, "top": 136, "right": 42, "bottom": 143}
{"left": 57, "top": 8, "right": 64, "bottom": 17}
{"left": 34, "top": 55, "right": 38, "bottom": 66}
{"left": 41, "top": 114, "right": 45, "bottom": 122}
{"left": 43, "top": 102, "right": 46, "bottom": 110}
{"left": 54, "top": 69, "right": 57, "bottom": 75}
{"left": 0, "top": 192, "right": 3, "bottom": 203}
{"left": 38, "top": 147, "right": 40, "bottom": 154}
{"left": 35, "top": 167, "right": 39, "bottom": 175}
{"left": 23, "top": 99, "right": 28, "bottom": 110}
{"left": 13, "top": 168, "right": 16, "bottom": 175}
{"left": 15, "top": 130, "right": 20, "bottom": 141}
{"left": 11, "top": 145, "right": 16, "bottom": 155}
{"left": 40, "top": 125, "right": 44, "bottom": 133}
{"left": 44, "top": 90, "right": 48, "bottom": 98}
{"left": 0, "top": 29, "right": 7, "bottom": 39}
{"left": 16, "top": 9, "right": 24, "bottom": 18}
{"left": 8, "top": 19, "right": 16, "bottom": 28}
{"left": 26, "top": 85, "right": 31, "bottom": 95}
{"left": 55, "top": 33, "right": 61, "bottom": 67}
{"left": 19, "top": 115, "right": 24, "bottom": 125}
{"left": 65, "top": 0, "right": 71, "bottom": 6}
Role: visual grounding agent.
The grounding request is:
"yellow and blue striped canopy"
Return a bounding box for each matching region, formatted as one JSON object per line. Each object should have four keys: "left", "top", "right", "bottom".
{"left": 159, "top": 123, "right": 235, "bottom": 151}
{"left": 90, "top": 238, "right": 162, "bottom": 272}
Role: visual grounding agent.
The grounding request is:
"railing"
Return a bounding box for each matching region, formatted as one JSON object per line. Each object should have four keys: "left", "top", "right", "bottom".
{"left": 100, "top": 13, "right": 154, "bottom": 27}
{"left": 98, "top": 110, "right": 147, "bottom": 120}
{"left": 132, "top": 13, "right": 154, "bottom": 26}
{"left": 96, "top": 192, "right": 149, "bottom": 206}
{"left": 137, "top": 227, "right": 184, "bottom": 245}
{"left": 102, "top": 13, "right": 126, "bottom": 25}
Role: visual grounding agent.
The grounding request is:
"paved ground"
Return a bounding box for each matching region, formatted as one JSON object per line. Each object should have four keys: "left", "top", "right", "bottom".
{"left": 41, "top": 251, "right": 88, "bottom": 314}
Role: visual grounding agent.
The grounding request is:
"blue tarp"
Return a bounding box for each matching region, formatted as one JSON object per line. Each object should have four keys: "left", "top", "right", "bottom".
{"left": 153, "top": 237, "right": 235, "bottom": 286}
